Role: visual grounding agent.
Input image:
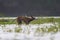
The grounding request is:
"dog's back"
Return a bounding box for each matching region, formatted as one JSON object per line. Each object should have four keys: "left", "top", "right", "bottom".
{"left": 16, "top": 16, "right": 35, "bottom": 24}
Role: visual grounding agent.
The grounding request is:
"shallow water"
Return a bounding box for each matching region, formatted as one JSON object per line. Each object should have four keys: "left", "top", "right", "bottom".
{"left": 0, "top": 23, "right": 60, "bottom": 40}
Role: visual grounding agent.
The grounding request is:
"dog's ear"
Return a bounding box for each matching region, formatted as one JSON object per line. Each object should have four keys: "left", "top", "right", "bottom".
{"left": 30, "top": 15, "right": 33, "bottom": 18}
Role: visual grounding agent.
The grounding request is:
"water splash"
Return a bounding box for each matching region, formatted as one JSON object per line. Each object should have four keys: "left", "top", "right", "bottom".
{"left": 0, "top": 23, "right": 60, "bottom": 40}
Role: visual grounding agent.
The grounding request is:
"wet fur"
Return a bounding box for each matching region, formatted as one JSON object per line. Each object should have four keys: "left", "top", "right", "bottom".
{"left": 16, "top": 16, "right": 35, "bottom": 24}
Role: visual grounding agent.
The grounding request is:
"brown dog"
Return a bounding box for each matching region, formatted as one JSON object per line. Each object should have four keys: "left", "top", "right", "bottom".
{"left": 16, "top": 16, "right": 35, "bottom": 24}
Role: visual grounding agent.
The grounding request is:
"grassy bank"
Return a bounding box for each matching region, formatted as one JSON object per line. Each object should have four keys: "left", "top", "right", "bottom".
{"left": 0, "top": 17, "right": 60, "bottom": 24}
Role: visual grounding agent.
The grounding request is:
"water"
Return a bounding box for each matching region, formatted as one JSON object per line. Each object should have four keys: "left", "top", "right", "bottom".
{"left": 0, "top": 23, "right": 60, "bottom": 40}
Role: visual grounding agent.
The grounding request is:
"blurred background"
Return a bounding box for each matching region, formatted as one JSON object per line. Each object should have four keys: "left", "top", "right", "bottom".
{"left": 0, "top": 0, "right": 59, "bottom": 17}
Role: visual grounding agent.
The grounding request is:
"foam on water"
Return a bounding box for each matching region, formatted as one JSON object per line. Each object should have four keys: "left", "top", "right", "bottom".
{"left": 0, "top": 23, "right": 60, "bottom": 40}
